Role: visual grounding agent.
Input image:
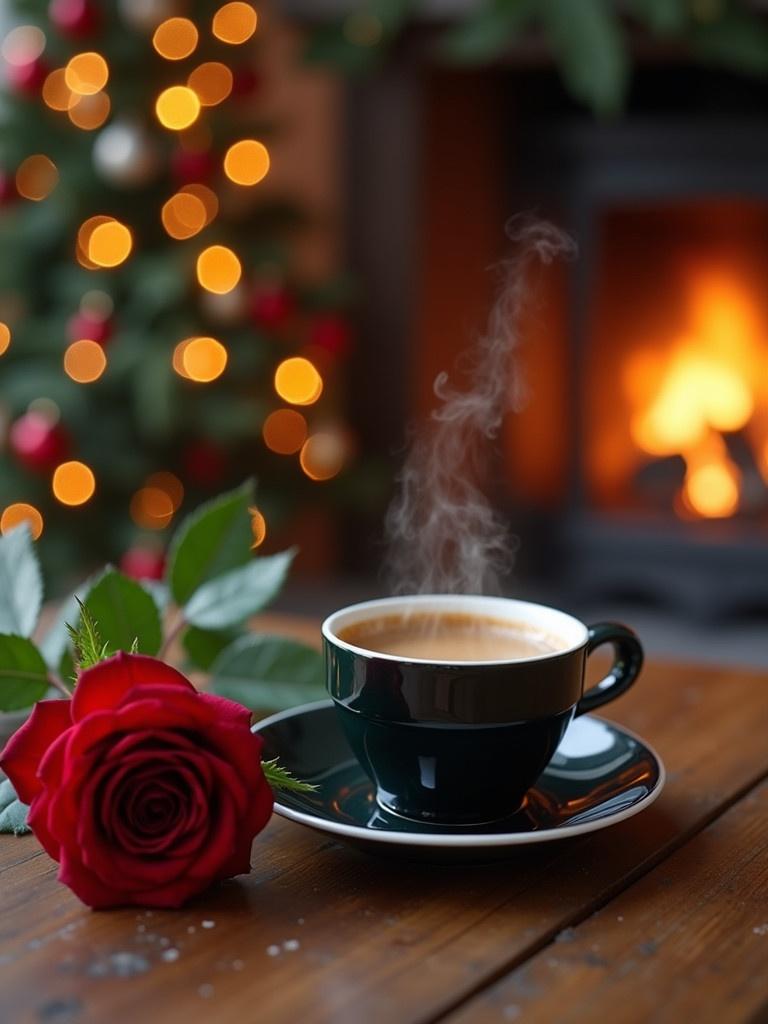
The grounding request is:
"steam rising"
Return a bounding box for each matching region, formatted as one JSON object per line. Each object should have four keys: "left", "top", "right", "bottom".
{"left": 385, "top": 216, "right": 576, "bottom": 596}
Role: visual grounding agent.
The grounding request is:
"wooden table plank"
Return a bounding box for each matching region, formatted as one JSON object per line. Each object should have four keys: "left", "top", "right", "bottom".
{"left": 0, "top": 660, "right": 766, "bottom": 1024}
{"left": 445, "top": 778, "right": 768, "bottom": 1024}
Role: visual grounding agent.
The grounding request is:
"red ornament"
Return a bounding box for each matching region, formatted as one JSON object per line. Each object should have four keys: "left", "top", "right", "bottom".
{"left": 170, "top": 149, "right": 215, "bottom": 185}
{"left": 10, "top": 412, "right": 70, "bottom": 472}
{"left": 67, "top": 310, "right": 112, "bottom": 346}
{"left": 231, "top": 67, "right": 262, "bottom": 100}
{"left": 6, "top": 57, "right": 48, "bottom": 96}
{"left": 49, "top": 0, "right": 100, "bottom": 37}
{"left": 309, "top": 313, "right": 353, "bottom": 358}
{"left": 182, "top": 440, "right": 228, "bottom": 487}
{"left": 0, "top": 171, "right": 16, "bottom": 207}
{"left": 250, "top": 284, "right": 294, "bottom": 329}
{"left": 120, "top": 546, "right": 166, "bottom": 581}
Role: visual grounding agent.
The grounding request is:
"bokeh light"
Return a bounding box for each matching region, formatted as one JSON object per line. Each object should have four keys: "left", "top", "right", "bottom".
{"left": 65, "top": 52, "right": 109, "bottom": 96}
{"left": 299, "top": 432, "right": 345, "bottom": 481}
{"left": 152, "top": 18, "right": 199, "bottom": 60}
{"left": 274, "top": 357, "right": 323, "bottom": 405}
{"left": 76, "top": 215, "right": 110, "bottom": 268}
{"left": 0, "top": 503, "right": 43, "bottom": 540}
{"left": 250, "top": 506, "right": 266, "bottom": 547}
{"left": 42, "top": 68, "right": 74, "bottom": 111}
{"left": 63, "top": 339, "right": 107, "bottom": 383}
{"left": 52, "top": 460, "right": 96, "bottom": 506}
{"left": 155, "top": 86, "right": 200, "bottom": 131}
{"left": 196, "top": 245, "right": 241, "bottom": 294}
{"left": 87, "top": 218, "right": 133, "bottom": 268}
{"left": 262, "top": 408, "right": 307, "bottom": 454}
{"left": 161, "top": 190, "right": 207, "bottom": 239}
{"left": 181, "top": 183, "right": 218, "bottom": 224}
{"left": 173, "top": 336, "right": 228, "bottom": 382}
{"left": 0, "top": 322, "right": 10, "bottom": 356}
{"left": 212, "top": 2, "right": 258, "bottom": 44}
{"left": 223, "top": 139, "right": 269, "bottom": 185}
{"left": 15, "top": 155, "right": 58, "bottom": 201}
{"left": 67, "top": 90, "right": 110, "bottom": 130}
{"left": 187, "top": 61, "right": 233, "bottom": 106}
{"left": 2, "top": 26, "right": 46, "bottom": 67}
{"left": 146, "top": 471, "right": 184, "bottom": 510}
{"left": 130, "top": 487, "right": 174, "bottom": 529}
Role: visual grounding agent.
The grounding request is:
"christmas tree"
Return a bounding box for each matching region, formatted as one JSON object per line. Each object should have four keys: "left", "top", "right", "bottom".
{"left": 0, "top": 0, "right": 354, "bottom": 590}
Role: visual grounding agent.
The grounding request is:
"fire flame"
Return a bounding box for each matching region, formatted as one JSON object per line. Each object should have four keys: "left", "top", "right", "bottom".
{"left": 625, "top": 269, "right": 767, "bottom": 519}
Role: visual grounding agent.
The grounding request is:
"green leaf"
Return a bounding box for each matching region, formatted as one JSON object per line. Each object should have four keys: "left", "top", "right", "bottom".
{"left": 261, "top": 758, "right": 318, "bottom": 794}
{"left": 540, "top": 0, "right": 628, "bottom": 116}
{"left": 209, "top": 632, "right": 325, "bottom": 712}
{"left": 0, "top": 778, "right": 30, "bottom": 835}
{"left": 82, "top": 571, "right": 163, "bottom": 656}
{"left": 183, "top": 550, "right": 295, "bottom": 630}
{"left": 627, "top": 0, "right": 688, "bottom": 35}
{"left": 0, "top": 525, "right": 42, "bottom": 638}
{"left": 167, "top": 480, "right": 255, "bottom": 606}
{"left": 439, "top": 0, "right": 535, "bottom": 64}
{"left": 691, "top": 12, "right": 768, "bottom": 75}
{"left": 0, "top": 635, "right": 49, "bottom": 712}
{"left": 182, "top": 625, "right": 242, "bottom": 671}
{"left": 66, "top": 599, "right": 110, "bottom": 671}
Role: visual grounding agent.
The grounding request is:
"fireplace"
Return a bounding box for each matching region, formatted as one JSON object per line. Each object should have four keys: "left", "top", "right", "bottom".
{"left": 506, "top": 107, "right": 768, "bottom": 615}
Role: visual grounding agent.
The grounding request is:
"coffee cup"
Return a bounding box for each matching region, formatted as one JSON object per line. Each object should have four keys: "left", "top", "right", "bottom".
{"left": 322, "top": 595, "right": 643, "bottom": 825}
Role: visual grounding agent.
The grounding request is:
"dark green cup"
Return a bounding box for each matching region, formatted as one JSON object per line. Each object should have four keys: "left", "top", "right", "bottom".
{"left": 322, "top": 595, "right": 643, "bottom": 825}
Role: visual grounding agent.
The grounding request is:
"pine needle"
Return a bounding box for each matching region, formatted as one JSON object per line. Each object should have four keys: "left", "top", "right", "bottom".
{"left": 262, "top": 757, "right": 318, "bottom": 794}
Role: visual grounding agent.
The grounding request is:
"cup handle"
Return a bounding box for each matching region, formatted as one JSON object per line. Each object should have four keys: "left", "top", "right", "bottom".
{"left": 575, "top": 622, "right": 644, "bottom": 717}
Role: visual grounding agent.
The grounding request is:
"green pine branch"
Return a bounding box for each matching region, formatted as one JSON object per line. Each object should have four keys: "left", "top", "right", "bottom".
{"left": 262, "top": 757, "right": 318, "bottom": 794}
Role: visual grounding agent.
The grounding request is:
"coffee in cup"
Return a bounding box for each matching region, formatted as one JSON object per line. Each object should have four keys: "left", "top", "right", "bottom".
{"left": 323, "top": 595, "right": 643, "bottom": 825}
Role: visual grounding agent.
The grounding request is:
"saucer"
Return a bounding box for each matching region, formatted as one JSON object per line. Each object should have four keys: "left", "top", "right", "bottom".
{"left": 253, "top": 700, "right": 665, "bottom": 861}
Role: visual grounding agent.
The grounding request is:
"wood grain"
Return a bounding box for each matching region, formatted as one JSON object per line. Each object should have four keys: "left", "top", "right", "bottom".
{"left": 0, "top": 659, "right": 766, "bottom": 1024}
{"left": 445, "top": 779, "right": 768, "bottom": 1024}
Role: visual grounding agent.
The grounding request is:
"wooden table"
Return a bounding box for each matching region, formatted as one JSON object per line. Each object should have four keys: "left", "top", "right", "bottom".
{"left": 1, "top": 653, "right": 767, "bottom": 1024}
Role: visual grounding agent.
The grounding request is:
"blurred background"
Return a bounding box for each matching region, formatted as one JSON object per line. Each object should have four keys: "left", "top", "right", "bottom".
{"left": 1, "top": 0, "right": 766, "bottom": 667}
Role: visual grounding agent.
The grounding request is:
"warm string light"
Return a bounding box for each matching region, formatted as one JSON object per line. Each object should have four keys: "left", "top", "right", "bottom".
{"left": 155, "top": 86, "right": 200, "bottom": 130}
{"left": 250, "top": 506, "right": 266, "bottom": 548}
{"left": 0, "top": 323, "right": 10, "bottom": 356}
{"left": 152, "top": 18, "right": 199, "bottom": 60}
{"left": 299, "top": 432, "right": 346, "bottom": 481}
{"left": 88, "top": 219, "right": 133, "bottom": 267}
{"left": 262, "top": 408, "right": 307, "bottom": 454}
{"left": 196, "top": 245, "right": 242, "bottom": 294}
{"left": 63, "top": 339, "right": 107, "bottom": 383}
{"left": 188, "top": 62, "right": 233, "bottom": 106}
{"left": 68, "top": 90, "right": 110, "bottom": 130}
{"left": 223, "top": 139, "right": 270, "bottom": 186}
{"left": 0, "top": 503, "right": 44, "bottom": 540}
{"left": 129, "top": 471, "right": 184, "bottom": 530}
{"left": 52, "top": 460, "right": 96, "bottom": 506}
{"left": 42, "top": 68, "right": 74, "bottom": 111}
{"left": 212, "top": 3, "right": 258, "bottom": 44}
{"left": 172, "top": 337, "right": 228, "bottom": 382}
{"left": 161, "top": 191, "right": 208, "bottom": 239}
{"left": 65, "top": 52, "right": 109, "bottom": 96}
{"left": 15, "top": 155, "right": 58, "bottom": 201}
{"left": 274, "top": 357, "right": 323, "bottom": 405}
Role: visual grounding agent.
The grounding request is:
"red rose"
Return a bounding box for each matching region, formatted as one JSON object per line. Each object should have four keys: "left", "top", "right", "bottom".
{"left": 0, "top": 653, "right": 273, "bottom": 909}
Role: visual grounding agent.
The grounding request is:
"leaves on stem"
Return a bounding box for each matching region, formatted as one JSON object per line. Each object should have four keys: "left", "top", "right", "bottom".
{"left": 209, "top": 633, "right": 325, "bottom": 712}
{"left": 0, "top": 525, "right": 43, "bottom": 638}
{"left": 82, "top": 571, "right": 162, "bottom": 656}
{"left": 261, "top": 758, "right": 318, "bottom": 794}
{"left": 183, "top": 550, "right": 295, "bottom": 630}
{"left": 0, "top": 635, "right": 50, "bottom": 712}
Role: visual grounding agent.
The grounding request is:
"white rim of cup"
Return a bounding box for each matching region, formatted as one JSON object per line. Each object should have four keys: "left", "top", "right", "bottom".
{"left": 321, "top": 594, "right": 589, "bottom": 666}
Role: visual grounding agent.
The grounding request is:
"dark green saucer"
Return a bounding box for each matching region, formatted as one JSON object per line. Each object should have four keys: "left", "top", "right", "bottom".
{"left": 253, "top": 701, "right": 665, "bottom": 862}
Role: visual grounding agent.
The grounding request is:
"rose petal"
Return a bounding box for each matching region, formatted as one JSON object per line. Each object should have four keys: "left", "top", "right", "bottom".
{"left": 0, "top": 700, "right": 72, "bottom": 804}
{"left": 197, "top": 692, "right": 253, "bottom": 729}
{"left": 71, "top": 653, "right": 195, "bottom": 721}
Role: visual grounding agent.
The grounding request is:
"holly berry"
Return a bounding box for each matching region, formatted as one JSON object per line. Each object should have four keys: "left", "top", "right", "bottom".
{"left": 10, "top": 412, "right": 70, "bottom": 473}
{"left": 6, "top": 57, "right": 48, "bottom": 96}
{"left": 309, "top": 313, "right": 353, "bottom": 358}
{"left": 182, "top": 440, "right": 228, "bottom": 487}
{"left": 49, "top": 0, "right": 101, "bottom": 37}
{"left": 120, "top": 546, "right": 166, "bottom": 581}
{"left": 170, "top": 148, "right": 215, "bottom": 185}
{"left": 250, "top": 284, "right": 294, "bottom": 329}
{"left": 67, "top": 310, "right": 112, "bottom": 346}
